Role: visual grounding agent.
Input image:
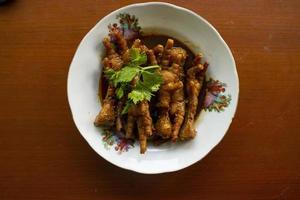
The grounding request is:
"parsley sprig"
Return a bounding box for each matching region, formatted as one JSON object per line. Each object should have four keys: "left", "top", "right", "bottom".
{"left": 104, "top": 48, "right": 162, "bottom": 114}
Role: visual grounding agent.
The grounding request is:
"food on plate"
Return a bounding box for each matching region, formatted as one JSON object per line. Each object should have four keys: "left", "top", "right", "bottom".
{"left": 94, "top": 24, "right": 208, "bottom": 154}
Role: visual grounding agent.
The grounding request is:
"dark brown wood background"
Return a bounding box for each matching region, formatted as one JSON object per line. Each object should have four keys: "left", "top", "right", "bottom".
{"left": 0, "top": 0, "right": 299, "bottom": 199}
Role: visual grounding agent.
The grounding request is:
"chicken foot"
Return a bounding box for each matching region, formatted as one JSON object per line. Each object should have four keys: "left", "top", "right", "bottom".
{"left": 179, "top": 54, "right": 208, "bottom": 140}
{"left": 94, "top": 27, "right": 128, "bottom": 127}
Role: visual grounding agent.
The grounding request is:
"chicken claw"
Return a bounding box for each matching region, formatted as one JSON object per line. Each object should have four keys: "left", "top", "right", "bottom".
{"left": 180, "top": 54, "right": 208, "bottom": 140}
{"left": 94, "top": 85, "right": 116, "bottom": 127}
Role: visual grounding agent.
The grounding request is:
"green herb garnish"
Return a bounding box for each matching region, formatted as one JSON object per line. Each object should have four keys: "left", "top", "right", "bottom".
{"left": 104, "top": 48, "right": 162, "bottom": 114}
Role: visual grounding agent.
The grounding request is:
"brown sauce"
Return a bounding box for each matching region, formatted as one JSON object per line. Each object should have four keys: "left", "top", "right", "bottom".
{"left": 99, "top": 72, "right": 107, "bottom": 103}
{"left": 99, "top": 34, "right": 206, "bottom": 118}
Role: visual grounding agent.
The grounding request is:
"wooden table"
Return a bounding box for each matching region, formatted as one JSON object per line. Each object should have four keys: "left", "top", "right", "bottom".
{"left": 1, "top": 0, "right": 299, "bottom": 199}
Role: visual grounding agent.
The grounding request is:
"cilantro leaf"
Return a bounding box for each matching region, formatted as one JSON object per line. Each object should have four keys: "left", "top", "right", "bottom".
{"left": 117, "top": 66, "right": 139, "bottom": 83}
{"left": 104, "top": 69, "right": 119, "bottom": 86}
{"left": 129, "top": 48, "right": 139, "bottom": 60}
{"left": 104, "top": 66, "right": 139, "bottom": 87}
{"left": 121, "top": 100, "right": 133, "bottom": 115}
{"left": 103, "top": 47, "right": 162, "bottom": 106}
{"left": 104, "top": 69, "right": 116, "bottom": 80}
{"left": 128, "top": 90, "right": 152, "bottom": 104}
{"left": 116, "top": 87, "right": 124, "bottom": 99}
{"left": 116, "top": 84, "right": 128, "bottom": 99}
{"left": 128, "top": 81, "right": 152, "bottom": 104}
{"left": 130, "top": 48, "right": 147, "bottom": 66}
{"left": 141, "top": 70, "right": 163, "bottom": 92}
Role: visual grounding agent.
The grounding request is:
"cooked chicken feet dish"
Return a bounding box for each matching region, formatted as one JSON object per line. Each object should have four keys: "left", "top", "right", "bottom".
{"left": 94, "top": 25, "right": 208, "bottom": 153}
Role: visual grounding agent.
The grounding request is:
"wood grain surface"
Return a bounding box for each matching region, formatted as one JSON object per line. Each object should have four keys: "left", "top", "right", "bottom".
{"left": 0, "top": 0, "right": 299, "bottom": 199}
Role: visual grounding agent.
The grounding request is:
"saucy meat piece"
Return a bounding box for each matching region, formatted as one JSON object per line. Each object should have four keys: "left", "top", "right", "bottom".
{"left": 161, "top": 39, "right": 174, "bottom": 67}
{"left": 155, "top": 40, "right": 185, "bottom": 139}
{"left": 94, "top": 27, "right": 128, "bottom": 127}
{"left": 102, "top": 37, "right": 124, "bottom": 71}
{"left": 125, "top": 101, "right": 152, "bottom": 153}
{"left": 124, "top": 39, "right": 154, "bottom": 153}
{"left": 168, "top": 48, "right": 187, "bottom": 141}
{"left": 115, "top": 98, "right": 126, "bottom": 133}
{"left": 94, "top": 85, "right": 116, "bottom": 126}
{"left": 155, "top": 108, "right": 172, "bottom": 138}
{"left": 180, "top": 54, "right": 208, "bottom": 140}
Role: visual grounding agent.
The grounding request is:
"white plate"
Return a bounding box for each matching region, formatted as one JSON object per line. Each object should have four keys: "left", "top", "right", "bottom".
{"left": 67, "top": 2, "right": 239, "bottom": 174}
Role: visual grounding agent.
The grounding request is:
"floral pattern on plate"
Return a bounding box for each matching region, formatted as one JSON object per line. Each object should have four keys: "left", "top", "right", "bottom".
{"left": 204, "top": 78, "right": 231, "bottom": 112}
{"left": 115, "top": 13, "right": 141, "bottom": 40}
{"left": 101, "top": 130, "right": 134, "bottom": 153}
